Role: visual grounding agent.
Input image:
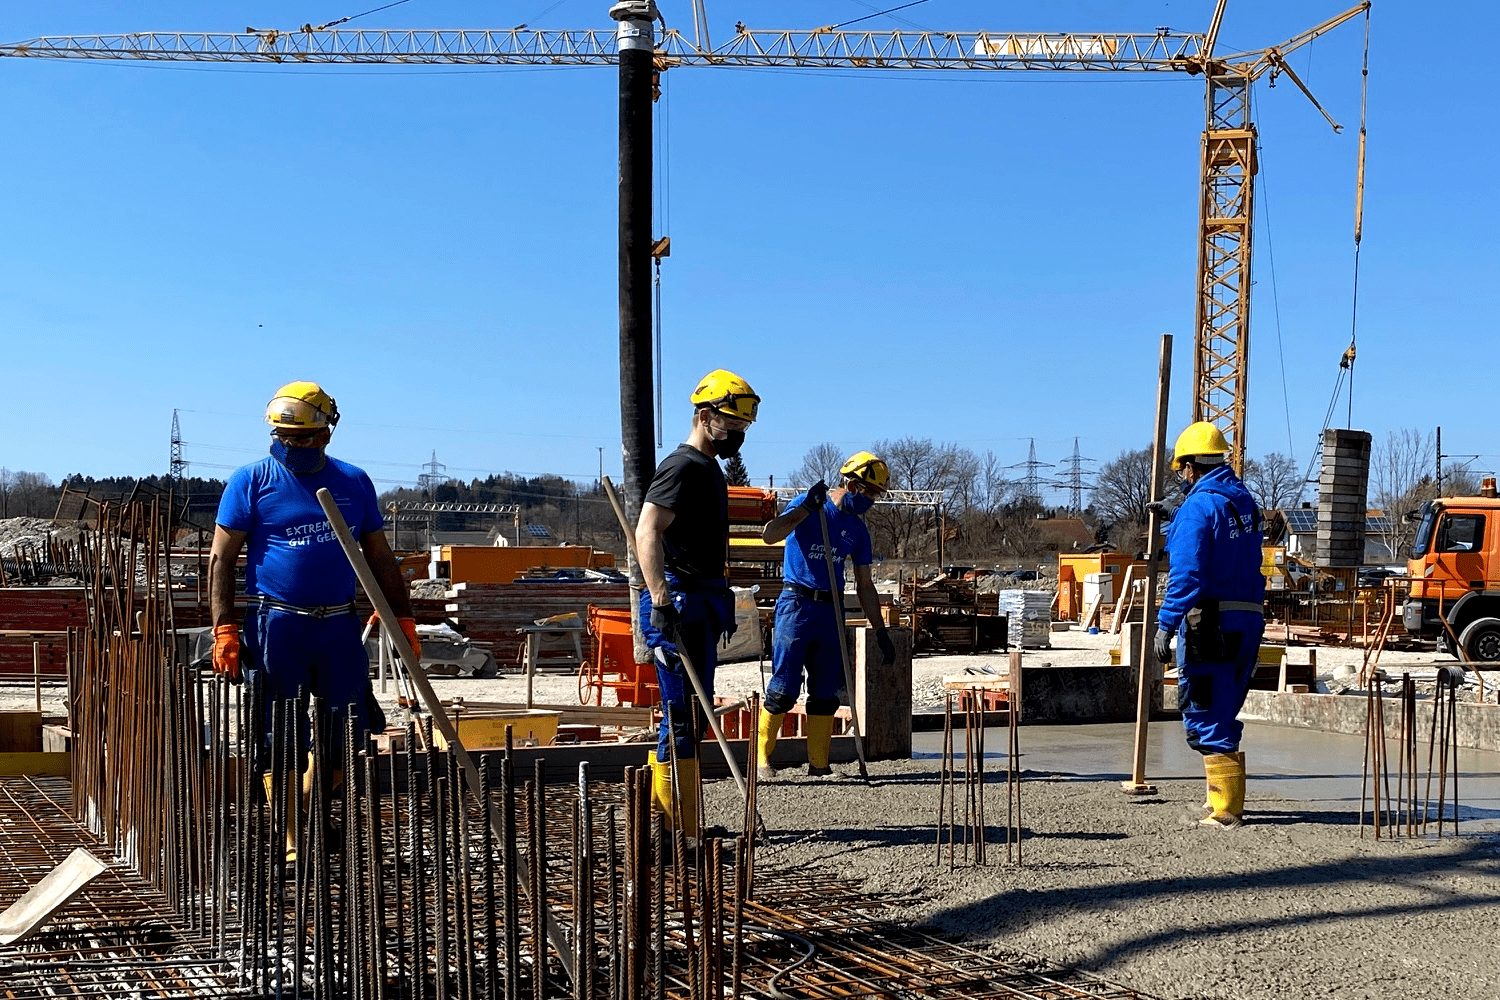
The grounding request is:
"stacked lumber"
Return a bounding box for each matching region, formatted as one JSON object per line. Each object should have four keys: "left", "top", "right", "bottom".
{"left": 914, "top": 578, "right": 976, "bottom": 608}
{"left": 446, "top": 581, "right": 631, "bottom": 667}
{"left": 0, "top": 588, "right": 87, "bottom": 677}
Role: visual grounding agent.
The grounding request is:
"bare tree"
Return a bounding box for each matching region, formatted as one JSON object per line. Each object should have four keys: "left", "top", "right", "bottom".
{"left": 1242, "top": 452, "right": 1306, "bottom": 511}
{"left": 864, "top": 437, "right": 982, "bottom": 561}
{"left": 1089, "top": 445, "right": 1158, "bottom": 552}
{"left": 788, "top": 443, "right": 845, "bottom": 489}
{"left": 1371, "top": 429, "right": 1438, "bottom": 560}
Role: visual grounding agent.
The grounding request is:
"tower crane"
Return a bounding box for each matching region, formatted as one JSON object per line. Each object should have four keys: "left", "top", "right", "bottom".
{"left": 0, "top": 1, "right": 1370, "bottom": 474}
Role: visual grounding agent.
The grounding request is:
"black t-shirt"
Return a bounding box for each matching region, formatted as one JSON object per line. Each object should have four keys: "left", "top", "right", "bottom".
{"left": 643, "top": 444, "right": 728, "bottom": 582}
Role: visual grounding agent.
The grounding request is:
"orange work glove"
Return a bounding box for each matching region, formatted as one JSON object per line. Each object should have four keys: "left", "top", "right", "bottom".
{"left": 398, "top": 617, "right": 421, "bottom": 658}
{"left": 212, "top": 624, "right": 241, "bottom": 681}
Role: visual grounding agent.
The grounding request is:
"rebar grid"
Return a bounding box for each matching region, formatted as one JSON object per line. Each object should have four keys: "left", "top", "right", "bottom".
{"left": 0, "top": 777, "right": 237, "bottom": 999}
{"left": 4, "top": 492, "right": 1166, "bottom": 1000}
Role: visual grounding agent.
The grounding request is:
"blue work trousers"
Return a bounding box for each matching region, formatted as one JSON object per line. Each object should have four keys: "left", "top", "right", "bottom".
{"left": 243, "top": 605, "right": 375, "bottom": 770}
{"left": 1176, "top": 608, "right": 1265, "bottom": 754}
{"left": 766, "top": 589, "right": 845, "bottom": 717}
{"left": 639, "top": 576, "right": 734, "bottom": 761}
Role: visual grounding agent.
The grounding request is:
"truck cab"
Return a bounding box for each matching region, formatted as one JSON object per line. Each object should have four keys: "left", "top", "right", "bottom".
{"left": 1402, "top": 477, "right": 1500, "bottom": 662}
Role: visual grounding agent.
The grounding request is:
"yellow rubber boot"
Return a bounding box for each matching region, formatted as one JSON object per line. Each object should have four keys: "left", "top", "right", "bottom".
{"left": 1201, "top": 753, "right": 1245, "bottom": 828}
{"left": 1231, "top": 751, "right": 1247, "bottom": 820}
{"left": 262, "top": 773, "right": 299, "bottom": 862}
{"left": 648, "top": 756, "right": 700, "bottom": 837}
{"left": 756, "top": 712, "right": 785, "bottom": 780}
{"left": 805, "top": 714, "right": 835, "bottom": 777}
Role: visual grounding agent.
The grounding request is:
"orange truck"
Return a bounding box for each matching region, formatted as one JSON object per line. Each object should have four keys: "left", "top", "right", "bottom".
{"left": 1401, "top": 477, "right": 1500, "bottom": 662}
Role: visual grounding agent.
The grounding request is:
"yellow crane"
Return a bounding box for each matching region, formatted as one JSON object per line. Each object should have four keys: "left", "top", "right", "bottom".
{"left": 0, "top": 1, "right": 1370, "bottom": 470}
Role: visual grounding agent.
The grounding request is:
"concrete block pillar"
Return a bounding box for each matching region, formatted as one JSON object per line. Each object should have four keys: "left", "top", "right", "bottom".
{"left": 853, "top": 626, "right": 912, "bottom": 760}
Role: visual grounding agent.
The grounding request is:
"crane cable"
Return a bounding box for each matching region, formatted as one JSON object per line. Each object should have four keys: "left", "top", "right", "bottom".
{"left": 653, "top": 68, "right": 671, "bottom": 449}
{"left": 1302, "top": 6, "right": 1371, "bottom": 489}
{"left": 1345, "top": 6, "right": 1371, "bottom": 429}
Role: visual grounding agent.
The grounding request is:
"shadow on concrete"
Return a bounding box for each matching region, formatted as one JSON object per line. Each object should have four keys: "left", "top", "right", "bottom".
{"left": 919, "top": 835, "right": 1500, "bottom": 971}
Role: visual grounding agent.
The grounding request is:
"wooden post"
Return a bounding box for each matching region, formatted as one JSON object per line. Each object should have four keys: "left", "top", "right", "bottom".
{"left": 1123, "top": 334, "right": 1172, "bottom": 795}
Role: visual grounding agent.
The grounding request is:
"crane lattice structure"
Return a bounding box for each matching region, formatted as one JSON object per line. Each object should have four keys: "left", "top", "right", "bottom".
{"left": 1057, "top": 437, "right": 1096, "bottom": 513}
{"left": 0, "top": 2, "right": 1370, "bottom": 473}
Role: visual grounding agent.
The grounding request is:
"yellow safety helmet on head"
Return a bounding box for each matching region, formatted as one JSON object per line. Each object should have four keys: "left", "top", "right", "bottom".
{"left": 1171, "top": 421, "right": 1229, "bottom": 470}
{"left": 690, "top": 369, "right": 759, "bottom": 423}
{"left": 265, "top": 381, "right": 340, "bottom": 431}
{"left": 840, "top": 451, "right": 890, "bottom": 493}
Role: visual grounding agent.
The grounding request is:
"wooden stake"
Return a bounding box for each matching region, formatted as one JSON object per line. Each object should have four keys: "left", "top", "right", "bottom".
{"left": 1123, "top": 333, "right": 1172, "bottom": 796}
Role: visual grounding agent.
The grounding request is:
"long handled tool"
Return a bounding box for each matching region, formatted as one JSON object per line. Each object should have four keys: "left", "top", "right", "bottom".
{"left": 815, "top": 504, "right": 873, "bottom": 784}
{"left": 314, "top": 488, "right": 577, "bottom": 984}
{"left": 600, "top": 476, "right": 749, "bottom": 798}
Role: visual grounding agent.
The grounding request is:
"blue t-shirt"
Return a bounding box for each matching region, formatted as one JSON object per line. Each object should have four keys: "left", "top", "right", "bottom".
{"left": 779, "top": 493, "right": 874, "bottom": 592}
{"left": 216, "top": 455, "right": 385, "bottom": 607}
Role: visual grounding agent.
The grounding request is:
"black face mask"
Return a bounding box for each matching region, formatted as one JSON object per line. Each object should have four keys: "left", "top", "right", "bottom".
{"left": 710, "top": 429, "right": 745, "bottom": 459}
{"left": 270, "top": 438, "right": 328, "bottom": 475}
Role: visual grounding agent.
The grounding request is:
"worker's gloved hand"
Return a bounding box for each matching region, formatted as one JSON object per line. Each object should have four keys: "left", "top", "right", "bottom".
{"left": 212, "top": 624, "right": 241, "bottom": 682}
{"left": 650, "top": 600, "right": 682, "bottom": 634}
{"left": 800, "top": 480, "right": 829, "bottom": 513}
{"left": 1146, "top": 496, "right": 1182, "bottom": 524}
{"left": 1153, "top": 628, "right": 1175, "bottom": 665}
{"left": 398, "top": 617, "right": 421, "bottom": 658}
{"left": 875, "top": 627, "right": 896, "bottom": 664}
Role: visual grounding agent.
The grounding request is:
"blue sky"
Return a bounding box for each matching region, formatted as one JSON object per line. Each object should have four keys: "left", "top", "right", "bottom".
{"left": 2, "top": 1, "right": 1494, "bottom": 501}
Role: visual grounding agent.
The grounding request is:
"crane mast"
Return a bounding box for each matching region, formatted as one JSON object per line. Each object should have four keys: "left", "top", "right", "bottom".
{"left": 0, "top": 5, "right": 1370, "bottom": 473}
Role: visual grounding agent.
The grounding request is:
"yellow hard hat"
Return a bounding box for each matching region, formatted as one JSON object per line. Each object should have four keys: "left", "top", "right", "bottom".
{"left": 1171, "top": 421, "right": 1229, "bottom": 469}
{"left": 840, "top": 451, "right": 890, "bottom": 493}
{"left": 690, "top": 369, "right": 759, "bottom": 423}
{"left": 265, "top": 381, "right": 340, "bottom": 430}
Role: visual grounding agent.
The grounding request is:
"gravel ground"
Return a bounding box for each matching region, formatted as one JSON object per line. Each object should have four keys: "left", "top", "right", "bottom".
{"left": 7, "top": 626, "right": 1494, "bottom": 999}
{"left": 703, "top": 756, "right": 1500, "bottom": 1000}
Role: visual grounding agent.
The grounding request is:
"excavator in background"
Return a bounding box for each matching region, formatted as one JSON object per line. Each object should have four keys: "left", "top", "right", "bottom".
{"left": 1402, "top": 476, "right": 1500, "bottom": 663}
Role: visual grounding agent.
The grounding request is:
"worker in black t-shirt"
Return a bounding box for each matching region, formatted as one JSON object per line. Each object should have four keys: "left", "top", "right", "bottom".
{"left": 635, "top": 368, "right": 760, "bottom": 835}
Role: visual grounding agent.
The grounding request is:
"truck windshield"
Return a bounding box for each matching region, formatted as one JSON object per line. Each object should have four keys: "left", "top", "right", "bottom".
{"left": 1410, "top": 503, "right": 1436, "bottom": 558}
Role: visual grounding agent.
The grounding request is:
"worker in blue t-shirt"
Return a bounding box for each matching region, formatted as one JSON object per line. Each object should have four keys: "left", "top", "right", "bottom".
{"left": 636, "top": 368, "right": 760, "bottom": 837}
{"left": 757, "top": 451, "right": 896, "bottom": 779}
{"left": 209, "top": 382, "right": 415, "bottom": 788}
{"left": 1153, "top": 422, "right": 1266, "bottom": 828}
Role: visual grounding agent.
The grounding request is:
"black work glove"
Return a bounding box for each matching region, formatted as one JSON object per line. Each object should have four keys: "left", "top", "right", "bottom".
{"left": 1146, "top": 496, "right": 1182, "bottom": 524}
{"left": 1153, "top": 628, "right": 1175, "bottom": 665}
{"left": 650, "top": 600, "right": 681, "bottom": 634}
{"left": 875, "top": 627, "right": 896, "bottom": 665}
{"left": 800, "top": 480, "right": 829, "bottom": 513}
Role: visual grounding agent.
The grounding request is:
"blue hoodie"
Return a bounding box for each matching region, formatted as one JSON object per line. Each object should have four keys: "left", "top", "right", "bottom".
{"left": 1158, "top": 463, "right": 1266, "bottom": 634}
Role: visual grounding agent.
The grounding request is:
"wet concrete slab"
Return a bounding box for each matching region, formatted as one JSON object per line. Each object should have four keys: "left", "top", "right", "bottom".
{"left": 913, "top": 719, "right": 1500, "bottom": 833}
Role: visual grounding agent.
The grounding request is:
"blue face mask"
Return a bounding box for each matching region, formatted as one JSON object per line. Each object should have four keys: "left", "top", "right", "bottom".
{"left": 840, "top": 492, "right": 875, "bottom": 516}
{"left": 270, "top": 438, "right": 328, "bottom": 475}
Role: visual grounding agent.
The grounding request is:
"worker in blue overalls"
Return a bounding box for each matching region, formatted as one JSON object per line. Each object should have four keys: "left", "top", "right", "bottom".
{"left": 209, "top": 381, "right": 416, "bottom": 856}
{"left": 757, "top": 451, "right": 896, "bottom": 779}
{"left": 1154, "top": 422, "right": 1266, "bottom": 828}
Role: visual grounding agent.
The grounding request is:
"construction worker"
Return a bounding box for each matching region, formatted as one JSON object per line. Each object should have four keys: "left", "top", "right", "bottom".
{"left": 636, "top": 368, "right": 760, "bottom": 833}
{"left": 1153, "top": 421, "right": 1266, "bottom": 828}
{"left": 208, "top": 382, "right": 415, "bottom": 796}
{"left": 757, "top": 451, "right": 896, "bottom": 778}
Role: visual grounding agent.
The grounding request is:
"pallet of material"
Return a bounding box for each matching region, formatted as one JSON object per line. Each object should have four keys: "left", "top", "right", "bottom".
{"left": 445, "top": 581, "right": 630, "bottom": 667}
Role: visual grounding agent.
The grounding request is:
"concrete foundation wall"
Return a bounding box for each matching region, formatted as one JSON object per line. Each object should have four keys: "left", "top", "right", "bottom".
{"left": 1240, "top": 689, "right": 1500, "bottom": 754}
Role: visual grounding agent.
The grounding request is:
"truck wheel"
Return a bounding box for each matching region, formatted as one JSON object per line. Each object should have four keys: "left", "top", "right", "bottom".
{"left": 1459, "top": 618, "right": 1500, "bottom": 664}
